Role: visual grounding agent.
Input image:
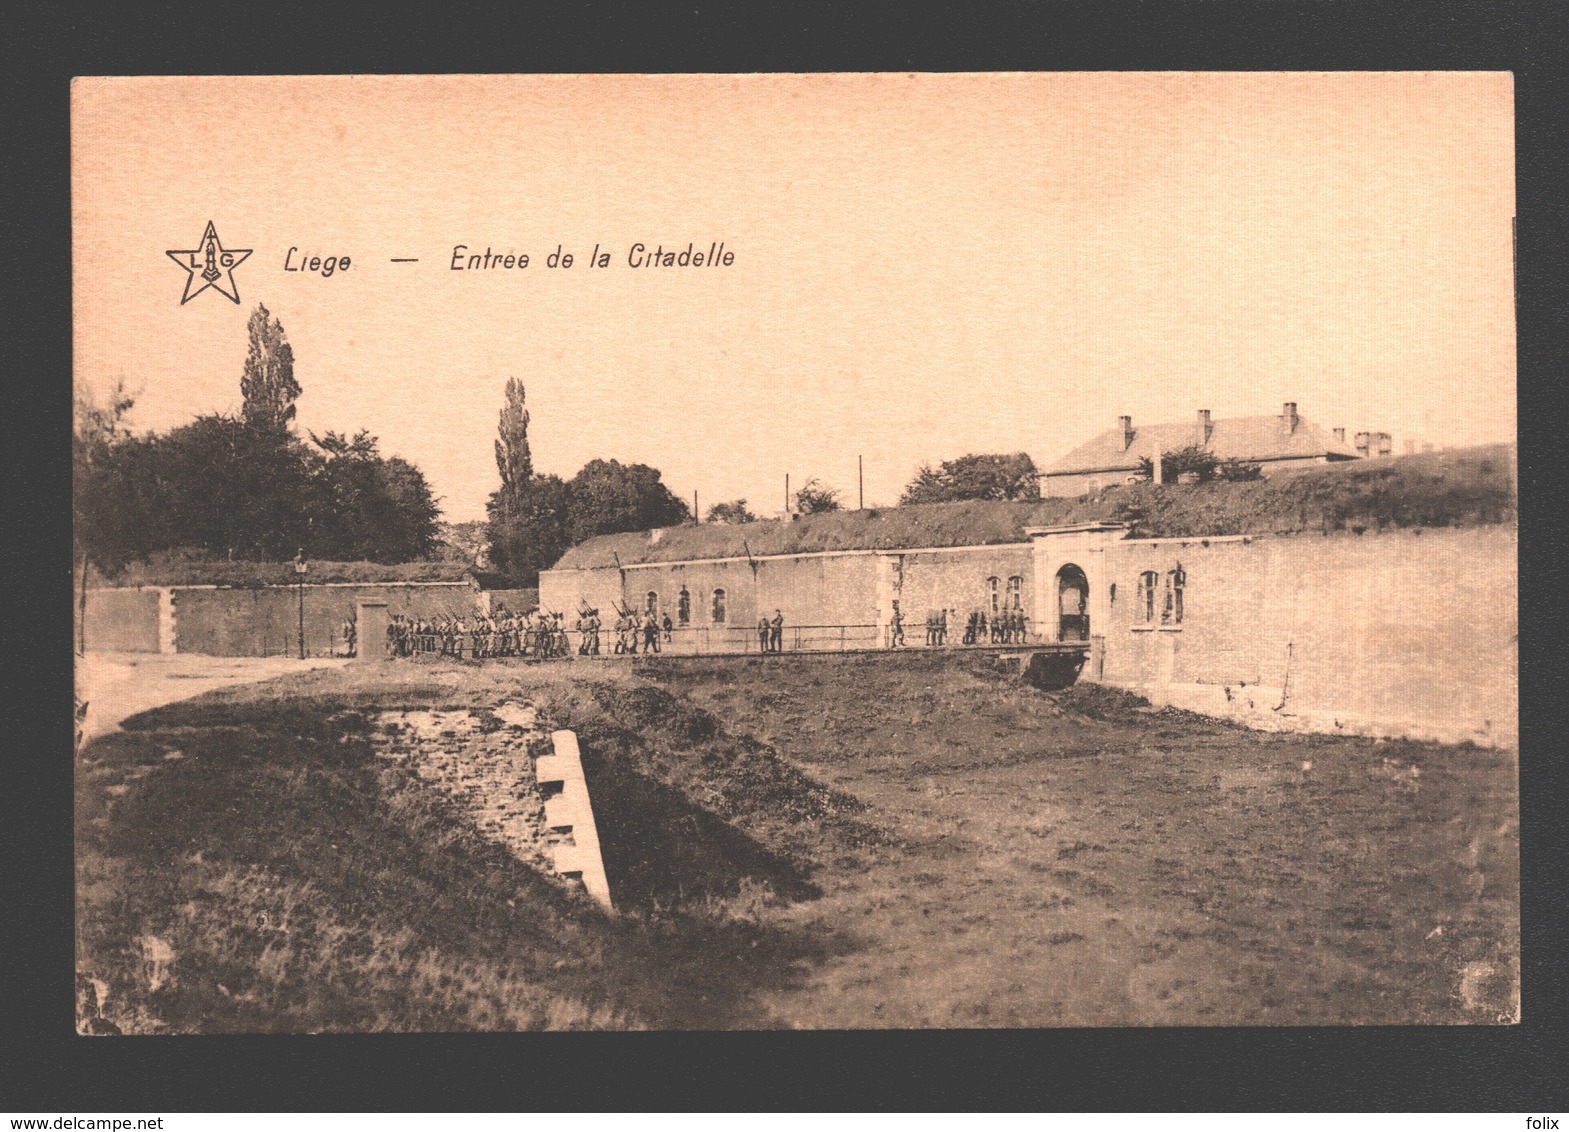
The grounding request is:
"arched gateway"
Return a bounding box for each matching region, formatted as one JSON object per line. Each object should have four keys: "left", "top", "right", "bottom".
{"left": 1056, "top": 563, "right": 1090, "bottom": 641}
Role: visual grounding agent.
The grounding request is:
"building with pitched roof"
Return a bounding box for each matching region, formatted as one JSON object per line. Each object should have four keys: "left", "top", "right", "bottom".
{"left": 1038, "top": 402, "right": 1381, "bottom": 497}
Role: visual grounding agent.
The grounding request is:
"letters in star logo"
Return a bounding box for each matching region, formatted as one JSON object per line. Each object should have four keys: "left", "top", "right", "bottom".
{"left": 167, "top": 221, "right": 252, "bottom": 304}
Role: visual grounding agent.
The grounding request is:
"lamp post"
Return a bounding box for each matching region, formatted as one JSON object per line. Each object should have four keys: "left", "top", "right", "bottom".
{"left": 293, "top": 549, "right": 308, "bottom": 659}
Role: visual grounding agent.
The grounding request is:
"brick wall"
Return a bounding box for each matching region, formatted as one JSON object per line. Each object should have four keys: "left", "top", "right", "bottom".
{"left": 1094, "top": 525, "right": 1517, "bottom": 745}
{"left": 893, "top": 546, "right": 1035, "bottom": 624}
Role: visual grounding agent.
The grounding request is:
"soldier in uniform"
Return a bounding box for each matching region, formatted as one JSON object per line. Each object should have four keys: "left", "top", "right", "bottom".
{"left": 342, "top": 615, "right": 357, "bottom": 658}
{"left": 644, "top": 610, "right": 661, "bottom": 654}
{"left": 888, "top": 601, "right": 905, "bottom": 649}
{"left": 757, "top": 615, "right": 770, "bottom": 653}
{"left": 770, "top": 609, "right": 784, "bottom": 654}
{"left": 662, "top": 612, "right": 674, "bottom": 644}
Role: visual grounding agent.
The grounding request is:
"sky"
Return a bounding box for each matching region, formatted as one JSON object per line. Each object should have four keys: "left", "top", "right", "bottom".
{"left": 73, "top": 73, "right": 1516, "bottom": 523}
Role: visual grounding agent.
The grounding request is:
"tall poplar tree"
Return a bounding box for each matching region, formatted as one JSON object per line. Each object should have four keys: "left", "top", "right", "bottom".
{"left": 240, "top": 304, "right": 301, "bottom": 432}
{"left": 493, "top": 377, "right": 533, "bottom": 515}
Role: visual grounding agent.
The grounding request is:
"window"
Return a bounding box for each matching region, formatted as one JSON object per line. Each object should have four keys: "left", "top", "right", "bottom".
{"left": 1162, "top": 565, "right": 1185, "bottom": 625}
{"left": 711, "top": 588, "right": 726, "bottom": 623}
{"left": 646, "top": 591, "right": 659, "bottom": 615}
{"left": 1137, "top": 571, "right": 1158, "bottom": 624}
{"left": 1007, "top": 576, "right": 1023, "bottom": 610}
{"left": 677, "top": 586, "right": 691, "bottom": 625}
{"left": 987, "top": 576, "right": 1000, "bottom": 616}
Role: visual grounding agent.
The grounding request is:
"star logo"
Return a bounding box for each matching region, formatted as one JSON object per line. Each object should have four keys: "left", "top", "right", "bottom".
{"left": 166, "top": 221, "right": 252, "bottom": 304}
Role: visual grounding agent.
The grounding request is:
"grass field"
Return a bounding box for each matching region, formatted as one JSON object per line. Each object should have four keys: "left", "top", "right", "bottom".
{"left": 75, "top": 651, "right": 1518, "bottom": 1031}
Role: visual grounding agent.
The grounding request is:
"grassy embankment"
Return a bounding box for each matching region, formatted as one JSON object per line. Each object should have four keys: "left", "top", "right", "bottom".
{"left": 76, "top": 661, "right": 877, "bottom": 1033}
{"left": 77, "top": 649, "right": 1518, "bottom": 1031}
{"left": 557, "top": 443, "right": 1516, "bottom": 570}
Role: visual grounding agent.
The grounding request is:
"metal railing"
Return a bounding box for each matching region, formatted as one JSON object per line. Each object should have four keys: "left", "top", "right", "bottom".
{"left": 359, "top": 616, "right": 1090, "bottom": 662}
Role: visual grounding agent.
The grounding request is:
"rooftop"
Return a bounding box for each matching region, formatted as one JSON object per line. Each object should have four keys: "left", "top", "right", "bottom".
{"left": 1043, "top": 405, "right": 1361, "bottom": 476}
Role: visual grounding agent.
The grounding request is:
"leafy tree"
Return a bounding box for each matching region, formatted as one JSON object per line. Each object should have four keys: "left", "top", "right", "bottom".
{"left": 160, "top": 414, "right": 318, "bottom": 560}
{"left": 567, "top": 459, "right": 691, "bottom": 544}
{"left": 899, "top": 452, "right": 1040, "bottom": 504}
{"left": 705, "top": 499, "right": 756, "bottom": 524}
{"left": 484, "top": 378, "right": 577, "bottom": 586}
{"left": 794, "top": 477, "right": 841, "bottom": 514}
{"left": 239, "top": 304, "right": 300, "bottom": 433}
{"left": 308, "top": 430, "right": 440, "bottom": 562}
{"left": 1217, "top": 457, "right": 1265, "bottom": 482}
{"left": 487, "top": 473, "right": 572, "bottom": 586}
{"left": 436, "top": 520, "right": 491, "bottom": 565}
{"left": 75, "top": 317, "right": 445, "bottom": 580}
{"left": 1137, "top": 444, "right": 1220, "bottom": 484}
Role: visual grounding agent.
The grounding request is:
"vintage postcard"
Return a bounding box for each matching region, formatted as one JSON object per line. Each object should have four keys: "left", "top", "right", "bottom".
{"left": 72, "top": 73, "right": 1517, "bottom": 1032}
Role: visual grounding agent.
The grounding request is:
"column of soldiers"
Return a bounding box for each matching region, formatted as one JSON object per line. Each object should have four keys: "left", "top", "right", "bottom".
{"left": 608, "top": 607, "right": 674, "bottom": 655}
{"left": 960, "top": 607, "right": 1029, "bottom": 645}
{"left": 382, "top": 608, "right": 576, "bottom": 661}
{"left": 892, "top": 606, "right": 1032, "bottom": 648}
{"left": 923, "top": 608, "right": 951, "bottom": 647}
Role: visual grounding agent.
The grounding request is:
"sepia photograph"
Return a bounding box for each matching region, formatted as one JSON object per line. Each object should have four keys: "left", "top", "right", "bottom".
{"left": 71, "top": 72, "right": 1518, "bottom": 1033}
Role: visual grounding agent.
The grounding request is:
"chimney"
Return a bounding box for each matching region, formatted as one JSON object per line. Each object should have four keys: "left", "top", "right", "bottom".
{"left": 1118, "top": 415, "right": 1134, "bottom": 450}
{"left": 1196, "top": 409, "right": 1212, "bottom": 445}
{"left": 1354, "top": 431, "right": 1371, "bottom": 457}
{"left": 1332, "top": 427, "right": 1346, "bottom": 445}
{"left": 1281, "top": 402, "right": 1299, "bottom": 433}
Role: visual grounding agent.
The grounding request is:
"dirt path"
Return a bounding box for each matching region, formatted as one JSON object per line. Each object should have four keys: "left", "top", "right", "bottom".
{"left": 75, "top": 652, "right": 350, "bottom": 741}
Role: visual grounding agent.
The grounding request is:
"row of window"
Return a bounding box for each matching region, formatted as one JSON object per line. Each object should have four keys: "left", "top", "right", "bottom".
{"left": 986, "top": 576, "right": 1025, "bottom": 615}
{"left": 643, "top": 586, "right": 716, "bottom": 624}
